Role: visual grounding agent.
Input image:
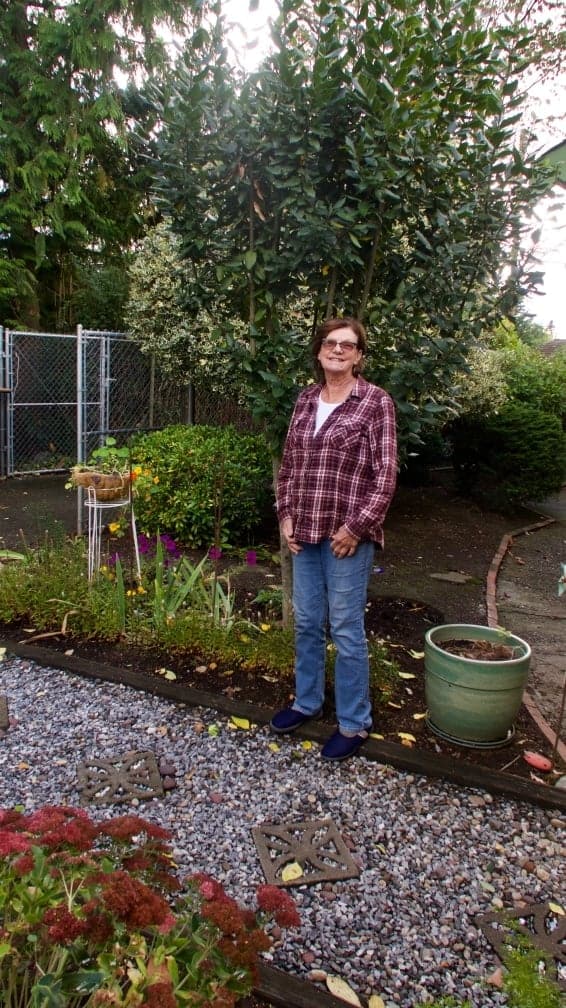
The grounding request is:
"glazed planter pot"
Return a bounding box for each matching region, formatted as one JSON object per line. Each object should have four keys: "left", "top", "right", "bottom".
{"left": 424, "top": 624, "right": 531, "bottom": 748}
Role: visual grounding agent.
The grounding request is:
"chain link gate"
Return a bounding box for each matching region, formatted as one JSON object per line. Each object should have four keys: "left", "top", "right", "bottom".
{"left": 0, "top": 327, "right": 188, "bottom": 479}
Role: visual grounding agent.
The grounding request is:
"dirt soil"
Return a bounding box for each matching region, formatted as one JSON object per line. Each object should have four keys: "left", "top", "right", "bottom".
{"left": 4, "top": 474, "right": 564, "bottom": 787}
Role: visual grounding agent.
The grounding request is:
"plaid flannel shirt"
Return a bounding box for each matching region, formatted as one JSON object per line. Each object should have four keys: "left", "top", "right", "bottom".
{"left": 276, "top": 377, "right": 398, "bottom": 547}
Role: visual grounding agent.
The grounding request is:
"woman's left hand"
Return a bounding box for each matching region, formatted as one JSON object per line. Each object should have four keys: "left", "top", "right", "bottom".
{"left": 330, "top": 525, "right": 360, "bottom": 558}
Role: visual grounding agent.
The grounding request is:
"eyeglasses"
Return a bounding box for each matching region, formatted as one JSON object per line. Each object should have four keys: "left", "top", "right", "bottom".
{"left": 321, "top": 338, "right": 359, "bottom": 352}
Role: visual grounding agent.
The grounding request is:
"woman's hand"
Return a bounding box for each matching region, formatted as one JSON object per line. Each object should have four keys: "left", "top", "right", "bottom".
{"left": 330, "top": 525, "right": 360, "bottom": 558}
{"left": 280, "top": 518, "right": 302, "bottom": 555}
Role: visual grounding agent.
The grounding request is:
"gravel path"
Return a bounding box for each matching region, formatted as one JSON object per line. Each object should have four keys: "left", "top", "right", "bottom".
{"left": 1, "top": 656, "right": 564, "bottom": 1007}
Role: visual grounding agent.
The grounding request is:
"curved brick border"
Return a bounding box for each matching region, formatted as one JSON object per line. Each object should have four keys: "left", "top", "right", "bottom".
{"left": 486, "top": 516, "right": 566, "bottom": 764}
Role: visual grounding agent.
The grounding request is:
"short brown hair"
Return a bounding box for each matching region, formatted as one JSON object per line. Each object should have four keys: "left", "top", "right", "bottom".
{"left": 312, "top": 316, "right": 367, "bottom": 380}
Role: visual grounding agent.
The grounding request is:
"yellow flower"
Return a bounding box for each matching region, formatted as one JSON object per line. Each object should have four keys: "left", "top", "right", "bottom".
{"left": 260, "top": 623, "right": 271, "bottom": 632}
{"left": 108, "top": 522, "right": 121, "bottom": 534}
{"left": 152, "top": 476, "right": 159, "bottom": 484}
{"left": 133, "top": 465, "right": 142, "bottom": 475}
{"left": 99, "top": 564, "right": 108, "bottom": 572}
{"left": 137, "top": 585, "right": 146, "bottom": 595}
{"left": 126, "top": 589, "right": 136, "bottom": 597}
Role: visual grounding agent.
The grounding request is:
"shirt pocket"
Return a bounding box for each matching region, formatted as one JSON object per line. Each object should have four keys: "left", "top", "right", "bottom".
{"left": 329, "top": 424, "right": 369, "bottom": 456}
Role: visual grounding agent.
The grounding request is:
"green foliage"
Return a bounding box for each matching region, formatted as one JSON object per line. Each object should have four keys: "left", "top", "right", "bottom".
{"left": 0, "top": 0, "right": 198, "bottom": 327}
{"left": 130, "top": 424, "right": 272, "bottom": 547}
{"left": 502, "top": 938, "right": 563, "bottom": 1008}
{"left": 0, "top": 806, "right": 299, "bottom": 1007}
{"left": 496, "top": 344, "right": 566, "bottom": 426}
{"left": 150, "top": 0, "right": 557, "bottom": 458}
{"left": 450, "top": 403, "right": 566, "bottom": 508}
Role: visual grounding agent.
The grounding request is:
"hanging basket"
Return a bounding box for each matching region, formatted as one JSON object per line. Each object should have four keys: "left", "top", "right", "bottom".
{"left": 70, "top": 466, "right": 131, "bottom": 502}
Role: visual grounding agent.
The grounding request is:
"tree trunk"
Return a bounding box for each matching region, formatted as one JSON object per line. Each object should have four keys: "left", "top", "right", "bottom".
{"left": 272, "top": 455, "right": 293, "bottom": 627}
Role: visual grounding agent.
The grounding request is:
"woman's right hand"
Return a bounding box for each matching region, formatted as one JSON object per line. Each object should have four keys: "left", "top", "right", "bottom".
{"left": 280, "top": 518, "right": 302, "bottom": 554}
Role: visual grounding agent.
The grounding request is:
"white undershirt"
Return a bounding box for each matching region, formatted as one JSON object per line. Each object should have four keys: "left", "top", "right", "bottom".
{"left": 315, "top": 394, "right": 340, "bottom": 434}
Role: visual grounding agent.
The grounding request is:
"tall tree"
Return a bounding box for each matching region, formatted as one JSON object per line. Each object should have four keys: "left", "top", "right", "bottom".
{"left": 153, "top": 0, "right": 558, "bottom": 458}
{"left": 0, "top": 0, "right": 201, "bottom": 328}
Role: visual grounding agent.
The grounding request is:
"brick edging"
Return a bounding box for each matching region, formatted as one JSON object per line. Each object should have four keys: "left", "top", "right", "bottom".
{"left": 486, "top": 515, "right": 566, "bottom": 764}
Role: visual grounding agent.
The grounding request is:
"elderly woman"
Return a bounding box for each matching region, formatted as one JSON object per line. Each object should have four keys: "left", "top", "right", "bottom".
{"left": 271, "top": 316, "right": 398, "bottom": 761}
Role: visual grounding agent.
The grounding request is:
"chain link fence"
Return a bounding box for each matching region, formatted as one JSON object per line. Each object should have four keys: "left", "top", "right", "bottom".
{"left": 0, "top": 327, "right": 255, "bottom": 477}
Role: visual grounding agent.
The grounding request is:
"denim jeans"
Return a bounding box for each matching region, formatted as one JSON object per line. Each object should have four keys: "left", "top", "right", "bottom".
{"left": 291, "top": 539, "right": 375, "bottom": 734}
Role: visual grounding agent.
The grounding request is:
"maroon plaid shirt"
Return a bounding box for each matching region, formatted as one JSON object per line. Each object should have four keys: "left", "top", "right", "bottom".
{"left": 277, "top": 377, "right": 398, "bottom": 546}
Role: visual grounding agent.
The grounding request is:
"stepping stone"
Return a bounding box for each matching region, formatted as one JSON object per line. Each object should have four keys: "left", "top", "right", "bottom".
{"left": 477, "top": 901, "right": 566, "bottom": 992}
{"left": 252, "top": 818, "right": 360, "bottom": 888}
{"left": 429, "top": 571, "right": 474, "bottom": 584}
{"left": 76, "top": 749, "right": 164, "bottom": 806}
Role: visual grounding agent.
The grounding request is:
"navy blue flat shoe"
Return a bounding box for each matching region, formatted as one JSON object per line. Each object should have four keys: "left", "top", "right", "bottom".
{"left": 270, "top": 707, "right": 322, "bottom": 734}
{"left": 321, "top": 729, "right": 368, "bottom": 761}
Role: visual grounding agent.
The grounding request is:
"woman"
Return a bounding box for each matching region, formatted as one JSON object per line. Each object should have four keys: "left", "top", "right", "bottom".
{"left": 271, "top": 316, "right": 398, "bottom": 761}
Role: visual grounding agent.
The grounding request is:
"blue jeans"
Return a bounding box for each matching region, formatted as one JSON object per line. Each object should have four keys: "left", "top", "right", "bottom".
{"left": 291, "top": 539, "right": 375, "bottom": 734}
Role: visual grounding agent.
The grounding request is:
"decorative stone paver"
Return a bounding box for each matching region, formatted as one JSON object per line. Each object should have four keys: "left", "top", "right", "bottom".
{"left": 252, "top": 817, "right": 360, "bottom": 888}
{"left": 76, "top": 749, "right": 164, "bottom": 805}
{"left": 0, "top": 695, "right": 9, "bottom": 730}
{"left": 477, "top": 901, "right": 566, "bottom": 991}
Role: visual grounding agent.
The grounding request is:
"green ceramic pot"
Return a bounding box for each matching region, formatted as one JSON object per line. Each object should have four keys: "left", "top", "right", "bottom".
{"left": 424, "top": 624, "right": 531, "bottom": 748}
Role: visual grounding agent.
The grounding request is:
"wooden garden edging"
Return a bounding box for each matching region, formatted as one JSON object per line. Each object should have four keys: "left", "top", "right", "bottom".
{"left": 2, "top": 637, "right": 565, "bottom": 813}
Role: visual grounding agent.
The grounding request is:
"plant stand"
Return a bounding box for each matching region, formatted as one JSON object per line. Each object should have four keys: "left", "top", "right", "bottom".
{"left": 85, "top": 488, "right": 141, "bottom": 581}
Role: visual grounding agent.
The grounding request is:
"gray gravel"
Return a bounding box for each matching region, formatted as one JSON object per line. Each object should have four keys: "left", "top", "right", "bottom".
{"left": 0, "top": 654, "right": 564, "bottom": 1007}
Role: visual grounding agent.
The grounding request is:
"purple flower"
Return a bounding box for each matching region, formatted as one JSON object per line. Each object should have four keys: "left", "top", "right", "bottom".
{"left": 208, "top": 546, "right": 222, "bottom": 561}
{"left": 108, "top": 552, "right": 121, "bottom": 566}
{"left": 137, "top": 533, "right": 153, "bottom": 556}
{"left": 246, "top": 550, "right": 257, "bottom": 566}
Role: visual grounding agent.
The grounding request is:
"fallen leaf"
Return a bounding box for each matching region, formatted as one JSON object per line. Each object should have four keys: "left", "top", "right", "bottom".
{"left": 16, "top": 762, "right": 30, "bottom": 771}
{"left": 387, "top": 702, "right": 403, "bottom": 709}
{"left": 0, "top": 647, "right": 6, "bottom": 660}
{"left": 230, "top": 717, "right": 250, "bottom": 730}
{"left": 412, "top": 712, "right": 427, "bottom": 720}
{"left": 397, "top": 671, "right": 415, "bottom": 679}
{"left": 398, "top": 732, "right": 416, "bottom": 743}
{"left": 208, "top": 724, "right": 220, "bottom": 737}
{"left": 369, "top": 732, "right": 384, "bottom": 740}
{"left": 261, "top": 674, "right": 278, "bottom": 682}
{"left": 301, "top": 740, "right": 313, "bottom": 751}
{"left": 549, "top": 901, "right": 565, "bottom": 915}
{"left": 208, "top": 661, "right": 217, "bottom": 670}
{"left": 408, "top": 649, "right": 425, "bottom": 659}
{"left": 281, "top": 861, "right": 303, "bottom": 882}
{"left": 486, "top": 967, "right": 504, "bottom": 988}
{"left": 194, "top": 665, "right": 207, "bottom": 674}
{"left": 267, "top": 742, "right": 280, "bottom": 752}
{"left": 155, "top": 725, "right": 168, "bottom": 736}
{"left": 400, "top": 738, "right": 414, "bottom": 747}
{"left": 64, "top": 648, "right": 74, "bottom": 656}
{"left": 326, "top": 975, "right": 362, "bottom": 1006}
{"left": 368, "top": 996, "right": 386, "bottom": 1008}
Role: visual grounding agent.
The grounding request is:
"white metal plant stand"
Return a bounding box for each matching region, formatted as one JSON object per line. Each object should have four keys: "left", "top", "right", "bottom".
{"left": 85, "top": 487, "right": 141, "bottom": 581}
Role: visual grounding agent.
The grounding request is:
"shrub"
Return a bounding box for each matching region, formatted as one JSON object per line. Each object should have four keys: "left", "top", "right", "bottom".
{"left": 0, "top": 805, "right": 299, "bottom": 1007}
{"left": 131, "top": 425, "right": 273, "bottom": 547}
{"left": 449, "top": 403, "right": 566, "bottom": 509}
{"left": 497, "top": 344, "right": 566, "bottom": 427}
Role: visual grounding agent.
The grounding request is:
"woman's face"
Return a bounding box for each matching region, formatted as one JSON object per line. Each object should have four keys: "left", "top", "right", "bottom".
{"left": 317, "top": 326, "right": 363, "bottom": 380}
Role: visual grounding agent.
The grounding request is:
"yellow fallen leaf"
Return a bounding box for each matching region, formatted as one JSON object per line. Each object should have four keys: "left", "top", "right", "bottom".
{"left": 397, "top": 672, "right": 415, "bottom": 679}
{"left": 262, "top": 674, "right": 278, "bottom": 682}
{"left": 17, "top": 762, "right": 30, "bottom": 771}
{"left": 281, "top": 861, "right": 303, "bottom": 882}
{"left": 194, "top": 665, "right": 207, "bottom": 674}
{"left": 268, "top": 742, "right": 280, "bottom": 752}
{"left": 260, "top": 623, "right": 271, "bottom": 632}
{"left": 369, "top": 996, "right": 386, "bottom": 1008}
{"left": 398, "top": 732, "right": 416, "bottom": 743}
{"left": 369, "top": 732, "right": 384, "bottom": 740}
{"left": 230, "top": 717, "right": 250, "bottom": 730}
{"left": 400, "top": 738, "right": 414, "bottom": 747}
{"left": 208, "top": 662, "right": 217, "bottom": 669}
{"left": 326, "top": 975, "right": 362, "bottom": 1006}
{"left": 412, "top": 712, "right": 427, "bottom": 720}
{"left": 387, "top": 702, "right": 403, "bottom": 709}
{"left": 549, "top": 901, "right": 565, "bottom": 915}
{"left": 164, "top": 670, "right": 177, "bottom": 681}
{"left": 301, "top": 740, "right": 313, "bottom": 751}
{"left": 409, "top": 650, "right": 425, "bottom": 659}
